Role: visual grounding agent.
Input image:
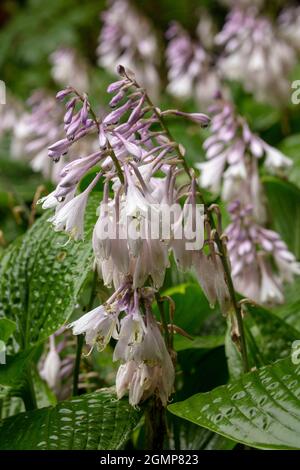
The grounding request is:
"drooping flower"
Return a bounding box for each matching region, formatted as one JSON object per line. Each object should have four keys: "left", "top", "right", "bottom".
{"left": 165, "top": 21, "right": 221, "bottom": 108}
{"left": 216, "top": 7, "right": 296, "bottom": 105}
{"left": 198, "top": 96, "right": 292, "bottom": 221}
{"left": 69, "top": 303, "right": 119, "bottom": 351}
{"left": 115, "top": 307, "right": 174, "bottom": 407}
{"left": 97, "top": 0, "right": 160, "bottom": 99}
{"left": 39, "top": 335, "right": 61, "bottom": 389}
{"left": 226, "top": 202, "right": 300, "bottom": 304}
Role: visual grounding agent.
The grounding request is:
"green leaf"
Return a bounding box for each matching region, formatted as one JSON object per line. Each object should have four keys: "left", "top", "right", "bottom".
{"left": 174, "top": 334, "right": 224, "bottom": 352}
{"left": 226, "top": 304, "right": 300, "bottom": 379}
{"left": 263, "top": 176, "right": 300, "bottom": 257}
{"left": 0, "top": 349, "right": 35, "bottom": 391}
{"left": 0, "top": 389, "right": 141, "bottom": 450}
{"left": 162, "top": 283, "right": 215, "bottom": 335}
{"left": 0, "top": 318, "right": 16, "bottom": 343}
{"left": 0, "top": 194, "right": 99, "bottom": 349}
{"left": 278, "top": 133, "right": 300, "bottom": 188}
{"left": 170, "top": 418, "right": 236, "bottom": 450}
{"left": 169, "top": 357, "right": 300, "bottom": 450}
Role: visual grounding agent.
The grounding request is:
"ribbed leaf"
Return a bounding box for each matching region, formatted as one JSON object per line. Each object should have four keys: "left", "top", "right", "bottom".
{"left": 168, "top": 358, "right": 300, "bottom": 450}
{"left": 0, "top": 389, "right": 141, "bottom": 450}
{"left": 0, "top": 195, "right": 99, "bottom": 349}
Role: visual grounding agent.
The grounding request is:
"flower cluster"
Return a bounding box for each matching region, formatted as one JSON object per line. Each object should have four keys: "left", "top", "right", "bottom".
{"left": 39, "top": 66, "right": 238, "bottom": 405}
{"left": 216, "top": 7, "right": 296, "bottom": 105}
{"left": 198, "top": 95, "right": 292, "bottom": 220}
{"left": 279, "top": 5, "right": 300, "bottom": 53}
{"left": 69, "top": 285, "right": 174, "bottom": 406}
{"left": 165, "top": 21, "right": 220, "bottom": 108}
{"left": 199, "top": 95, "right": 299, "bottom": 303}
{"left": 226, "top": 202, "right": 300, "bottom": 304}
{"left": 11, "top": 90, "right": 97, "bottom": 183}
{"left": 97, "top": 0, "right": 160, "bottom": 99}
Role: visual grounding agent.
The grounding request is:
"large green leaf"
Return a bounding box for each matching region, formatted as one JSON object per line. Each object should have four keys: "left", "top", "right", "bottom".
{"left": 278, "top": 133, "right": 300, "bottom": 188}
{"left": 162, "top": 283, "right": 218, "bottom": 336}
{"left": 0, "top": 389, "right": 141, "bottom": 450}
{"left": 170, "top": 418, "right": 236, "bottom": 450}
{"left": 0, "top": 318, "right": 16, "bottom": 343}
{"left": 0, "top": 195, "right": 99, "bottom": 349}
{"left": 226, "top": 304, "right": 300, "bottom": 379}
{"left": 263, "top": 176, "right": 300, "bottom": 258}
{"left": 169, "top": 357, "right": 300, "bottom": 450}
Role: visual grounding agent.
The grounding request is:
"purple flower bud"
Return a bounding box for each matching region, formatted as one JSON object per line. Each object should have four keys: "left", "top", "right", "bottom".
{"left": 66, "top": 113, "right": 82, "bottom": 139}
{"left": 103, "top": 100, "right": 131, "bottom": 125}
{"left": 107, "top": 79, "right": 127, "bottom": 93}
{"left": 128, "top": 95, "right": 145, "bottom": 125}
{"left": 81, "top": 99, "right": 89, "bottom": 125}
{"left": 66, "top": 97, "right": 78, "bottom": 110}
{"left": 64, "top": 106, "right": 74, "bottom": 125}
{"left": 48, "top": 138, "right": 70, "bottom": 154}
{"left": 56, "top": 88, "right": 72, "bottom": 101}
{"left": 109, "top": 90, "right": 125, "bottom": 108}
{"left": 172, "top": 111, "right": 210, "bottom": 127}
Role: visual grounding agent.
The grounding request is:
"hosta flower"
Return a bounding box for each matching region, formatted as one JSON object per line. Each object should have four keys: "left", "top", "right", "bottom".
{"left": 198, "top": 96, "right": 292, "bottom": 221}
{"left": 97, "top": 0, "right": 160, "bottom": 99}
{"left": 166, "top": 21, "right": 220, "bottom": 108}
{"left": 216, "top": 7, "right": 296, "bottom": 105}
{"left": 115, "top": 311, "right": 174, "bottom": 406}
{"left": 226, "top": 202, "right": 300, "bottom": 304}
{"left": 11, "top": 90, "right": 97, "bottom": 183}
{"left": 279, "top": 6, "right": 300, "bottom": 53}
{"left": 48, "top": 187, "right": 90, "bottom": 240}
{"left": 40, "top": 335, "right": 61, "bottom": 389}
{"left": 69, "top": 303, "right": 119, "bottom": 351}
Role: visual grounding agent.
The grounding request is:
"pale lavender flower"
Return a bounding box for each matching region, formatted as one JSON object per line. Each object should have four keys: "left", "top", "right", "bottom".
{"left": 278, "top": 6, "right": 300, "bottom": 52}
{"left": 198, "top": 96, "right": 292, "bottom": 220}
{"left": 12, "top": 90, "right": 97, "bottom": 183}
{"left": 97, "top": 0, "right": 160, "bottom": 99}
{"left": 115, "top": 306, "right": 174, "bottom": 407}
{"left": 39, "top": 335, "right": 61, "bottom": 389}
{"left": 165, "top": 21, "right": 221, "bottom": 108}
{"left": 216, "top": 7, "right": 296, "bottom": 105}
{"left": 226, "top": 202, "right": 300, "bottom": 304}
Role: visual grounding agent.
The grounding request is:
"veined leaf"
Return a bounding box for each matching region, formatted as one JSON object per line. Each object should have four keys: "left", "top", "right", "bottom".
{"left": 0, "top": 389, "right": 141, "bottom": 450}
{"left": 169, "top": 357, "right": 300, "bottom": 450}
{"left": 0, "top": 194, "right": 100, "bottom": 349}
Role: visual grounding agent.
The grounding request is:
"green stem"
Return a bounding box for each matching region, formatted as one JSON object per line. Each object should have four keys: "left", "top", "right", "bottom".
{"left": 23, "top": 366, "right": 37, "bottom": 411}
